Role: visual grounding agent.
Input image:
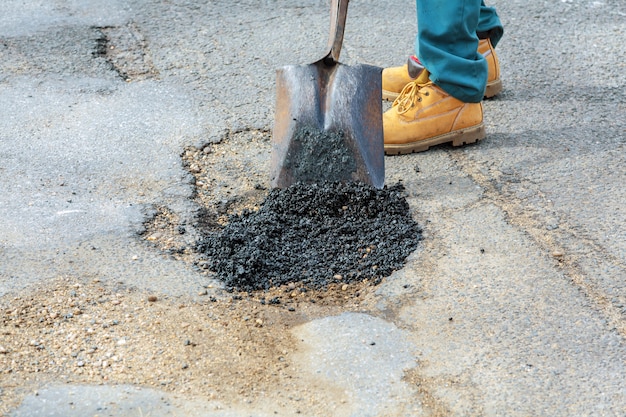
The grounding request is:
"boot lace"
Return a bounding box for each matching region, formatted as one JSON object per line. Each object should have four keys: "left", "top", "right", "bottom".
{"left": 393, "top": 81, "right": 431, "bottom": 114}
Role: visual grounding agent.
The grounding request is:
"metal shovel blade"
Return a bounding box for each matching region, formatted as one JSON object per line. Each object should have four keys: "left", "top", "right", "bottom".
{"left": 270, "top": 0, "right": 384, "bottom": 189}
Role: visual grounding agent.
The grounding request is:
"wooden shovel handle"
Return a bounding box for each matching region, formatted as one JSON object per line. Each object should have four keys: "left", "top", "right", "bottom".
{"left": 323, "top": 0, "right": 349, "bottom": 65}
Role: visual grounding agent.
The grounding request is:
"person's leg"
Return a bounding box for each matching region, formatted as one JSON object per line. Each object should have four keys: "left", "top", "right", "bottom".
{"left": 382, "top": 1, "right": 503, "bottom": 101}
{"left": 383, "top": 0, "right": 489, "bottom": 155}
{"left": 416, "top": 0, "right": 486, "bottom": 103}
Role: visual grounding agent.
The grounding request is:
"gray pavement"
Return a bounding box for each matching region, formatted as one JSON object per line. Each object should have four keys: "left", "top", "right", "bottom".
{"left": 2, "top": 0, "right": 626, "bottom": 416}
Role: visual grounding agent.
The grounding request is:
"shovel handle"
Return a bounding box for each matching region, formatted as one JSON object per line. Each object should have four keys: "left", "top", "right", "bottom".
{"left": 323, "top": 0, "right": 349, "bottom": 65}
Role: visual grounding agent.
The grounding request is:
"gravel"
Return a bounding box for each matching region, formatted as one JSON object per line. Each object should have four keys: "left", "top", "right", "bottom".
{"left": 0, "top": 275, "right": 376, "bottom": 415}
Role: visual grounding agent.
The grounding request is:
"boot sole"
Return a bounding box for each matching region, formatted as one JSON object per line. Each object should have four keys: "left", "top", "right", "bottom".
{"left": 484, "top": 78, "right": 502, "bottom": 99}
{"left": 383, "top": 79, "right": 502, "bottom": 102}
{"left": 384, "top": 123, "right": 486, "bottom": 155}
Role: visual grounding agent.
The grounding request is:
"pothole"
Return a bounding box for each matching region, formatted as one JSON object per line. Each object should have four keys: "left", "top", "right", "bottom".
{"left": 143, "top": 128, "right": 422, "bottom": 294}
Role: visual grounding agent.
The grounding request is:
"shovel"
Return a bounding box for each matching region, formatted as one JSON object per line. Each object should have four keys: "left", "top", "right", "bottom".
{"left": 270, "top": 0, "right": 384, "bottom": 189}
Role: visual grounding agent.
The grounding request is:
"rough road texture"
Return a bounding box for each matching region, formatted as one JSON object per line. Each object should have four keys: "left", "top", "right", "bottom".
{"left": 197, "top": 182, "right": 421, "bottom": 291}
{"left": 3, "top": 0, "right": 626, "bottom": 415}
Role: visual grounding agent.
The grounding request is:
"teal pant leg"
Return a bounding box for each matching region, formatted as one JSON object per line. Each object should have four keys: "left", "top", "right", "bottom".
{"left": 478, "top": 1, "right": 504, "bottom": 46}
{"left": 416, "top": 0, "right": 502, "bottom": 102}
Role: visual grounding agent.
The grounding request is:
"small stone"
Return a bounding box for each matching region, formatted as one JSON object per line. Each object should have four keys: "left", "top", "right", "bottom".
{"left": 0, "top": 346, "right": 8, "bottom": 354}
{"left": 333, "top": 274, "right": 343, "bottom": 280}
{"left": 76, "top": 361, "right": 84, "bottom": 367}
{"left": 341, "top": 284, "right": 348, "bottom": 291}
{"left": 147, "top": 295, "right": 158, "bottom": 302}
{"left": 146, "top": 234, "right": 160, "bottom": 241}
{"left": 203, "top": 146, "right": 212, "bottom": 154}
{"left": 198, "top": 290, "right": 208, "bottom": 296}
{"left": 552, "top": 250, "right": 564, "bottom": 258}
{"left": 131, "top": 255, "right": 139, "bottom": 261}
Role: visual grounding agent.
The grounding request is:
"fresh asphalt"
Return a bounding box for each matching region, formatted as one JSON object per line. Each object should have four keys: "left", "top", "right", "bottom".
{"left": 1, "top": 0, "right": 625, "bottom": 415}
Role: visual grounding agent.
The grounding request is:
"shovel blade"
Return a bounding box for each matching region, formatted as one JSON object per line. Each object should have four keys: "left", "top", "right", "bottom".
{"left": 270, "top": 62, "right": 384, "bottom": 189}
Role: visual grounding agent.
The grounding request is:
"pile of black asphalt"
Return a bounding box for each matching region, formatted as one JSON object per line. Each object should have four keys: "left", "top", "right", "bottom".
{"left": 196, "top": 181, "right": 421, "bottom": 292}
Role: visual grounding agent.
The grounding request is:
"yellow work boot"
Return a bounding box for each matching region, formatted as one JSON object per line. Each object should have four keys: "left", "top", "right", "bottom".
{"left": 382, "top": 56, "right": 423, "bottom": 101}
{"left": 383, "top": 70, "right": 485, "bottom": 155}
{"left": 382, "top": 39, "right": 503, "bottom": 101}
{"left": 478, "top": 38, "right": 502, "bottom": 98}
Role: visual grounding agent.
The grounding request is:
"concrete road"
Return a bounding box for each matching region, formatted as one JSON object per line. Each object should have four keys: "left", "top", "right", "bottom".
{"left": 1, "top": 0, "right": 625, "bottom": 415}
